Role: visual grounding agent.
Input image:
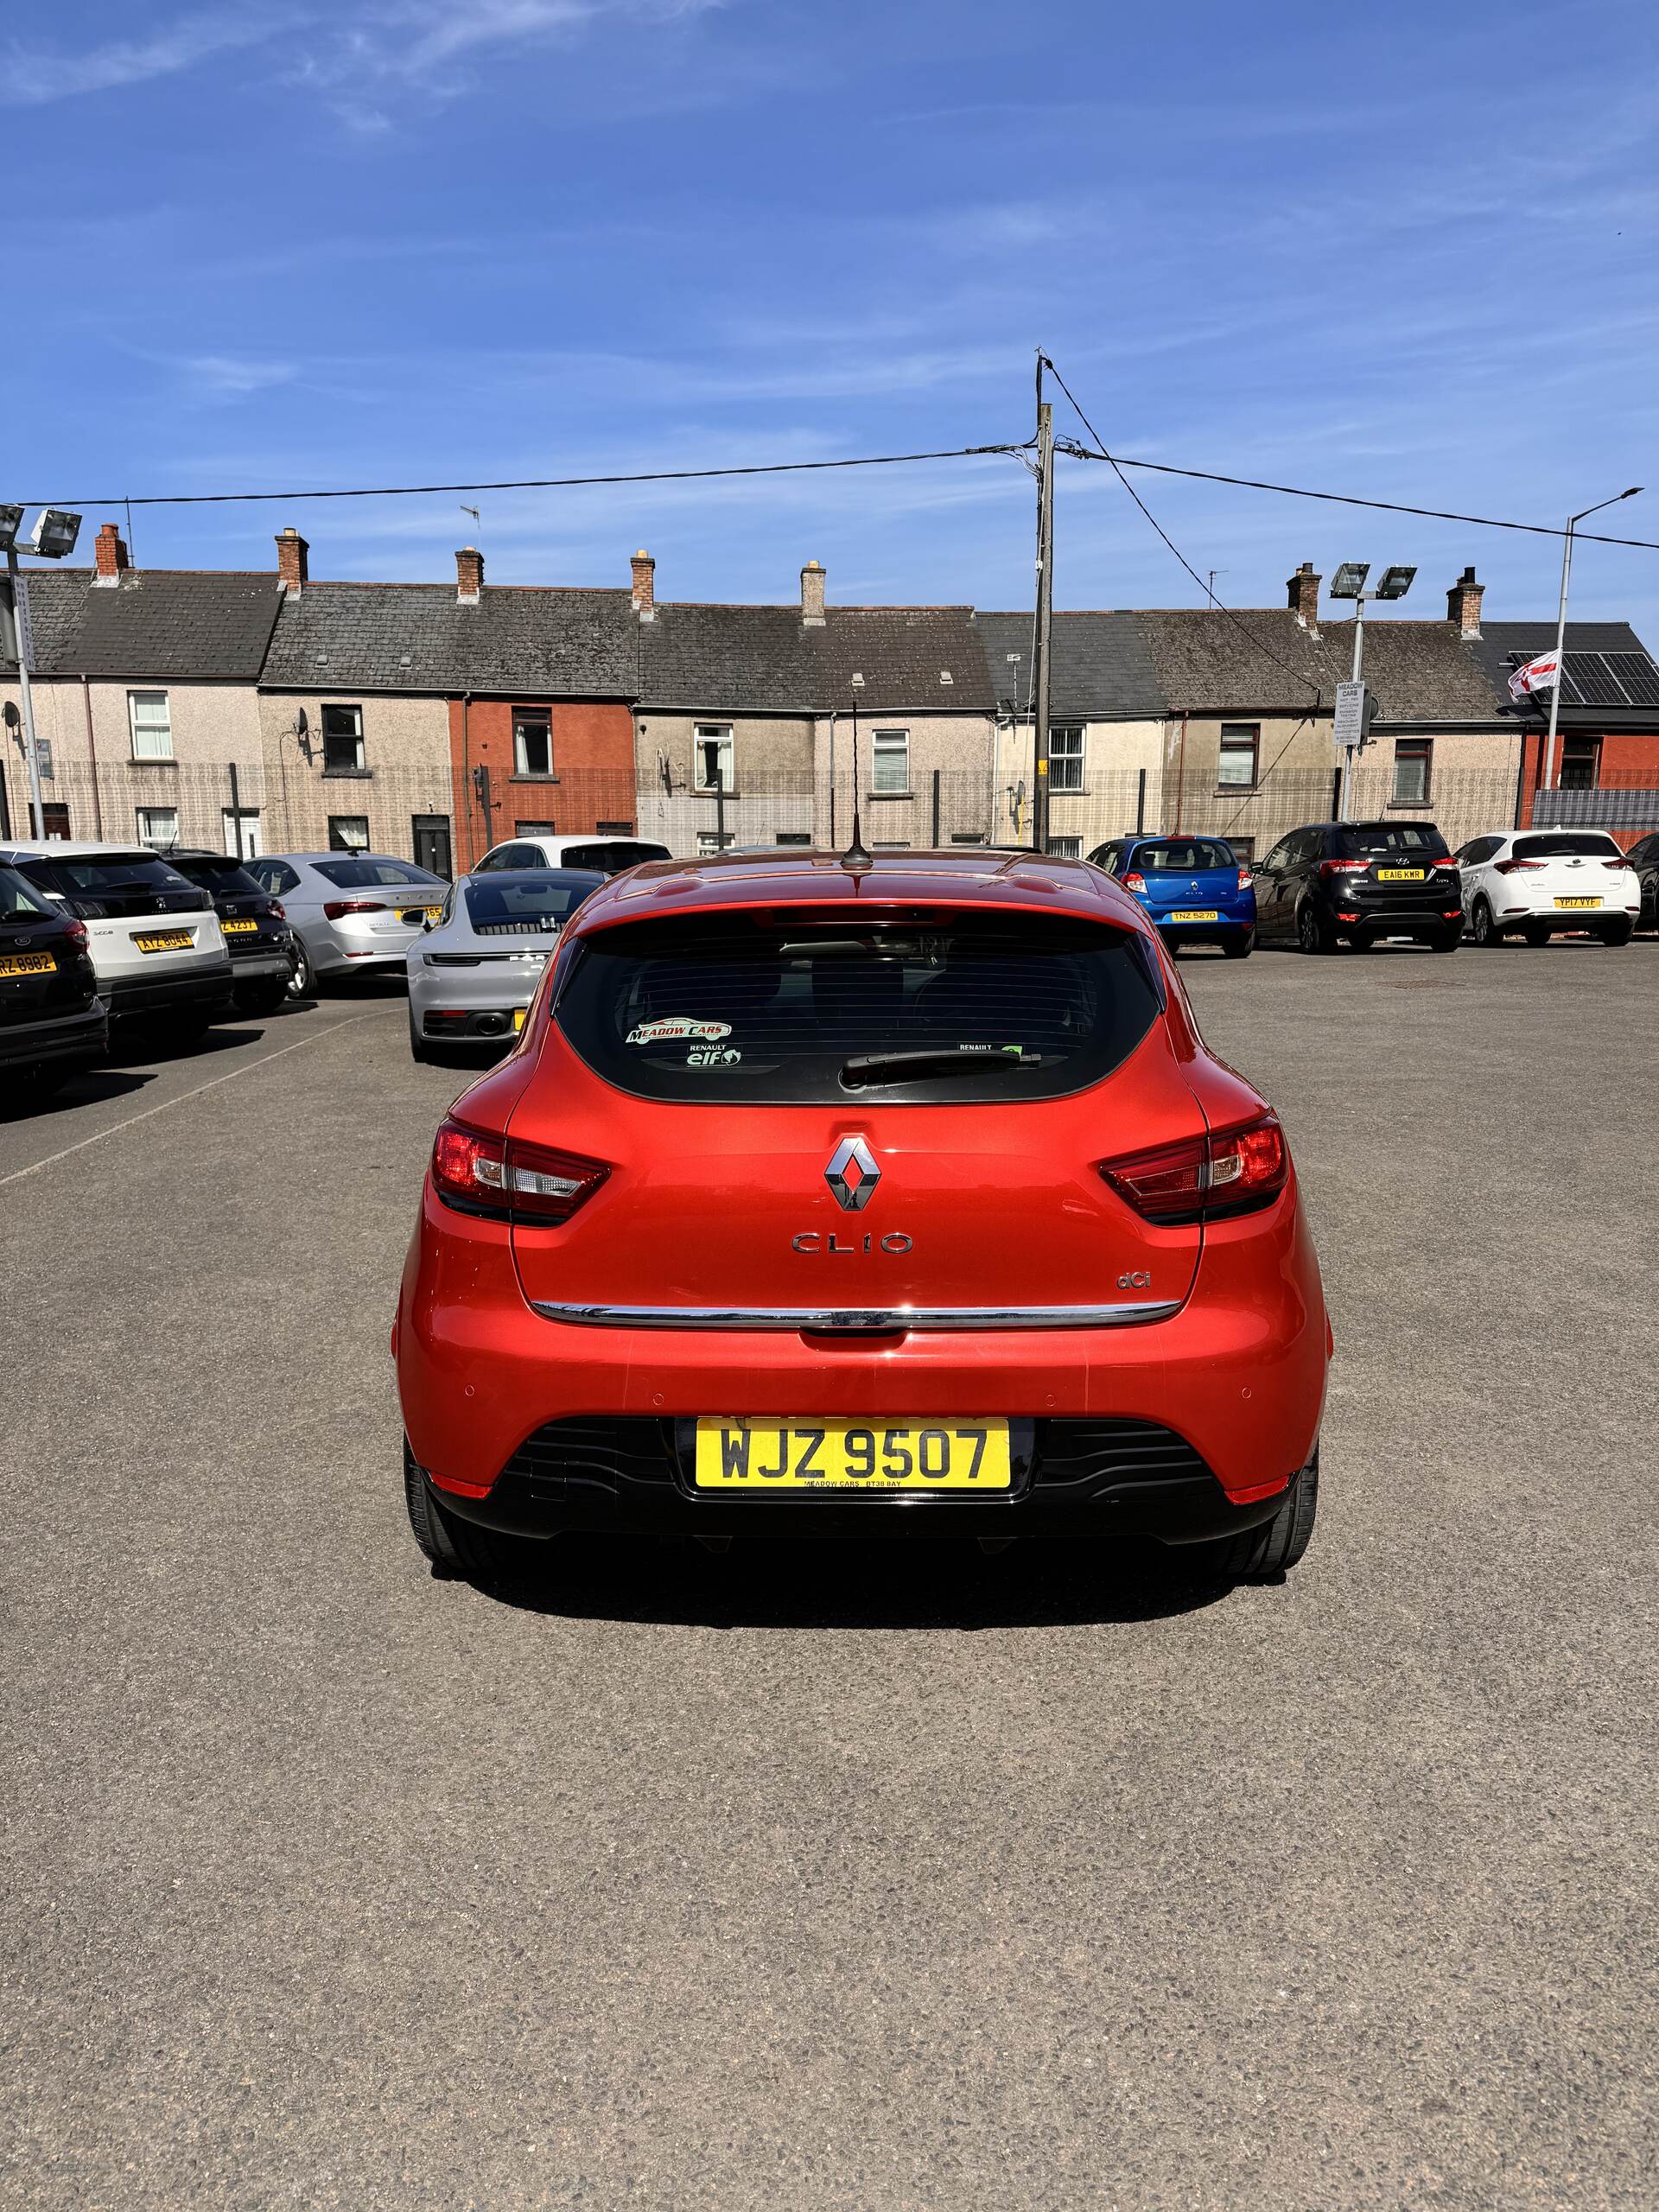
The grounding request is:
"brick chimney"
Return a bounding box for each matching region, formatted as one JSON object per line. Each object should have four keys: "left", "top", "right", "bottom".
{"left": 1287, "top": 561, "right": 1320, "bottom": 631}
{"left": 631, "top": 548, "right": 656, "bottom": 620}
{"left": 92, "top": 522, "right": 130, "bottom": 585}
{"left": 275, "top": 526, "right": 308, "bottom": 594}
{"left": 1446, "top": 564, "right": 1484, "bottom": 638}
{"left": 455, "top": 546, "right": 483, "bottom": 604}
{"left": 800, "top": 558, "right": 826, "bottom": 626}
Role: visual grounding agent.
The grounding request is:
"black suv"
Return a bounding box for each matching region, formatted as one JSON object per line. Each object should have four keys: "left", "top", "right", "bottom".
{"left": 1254, "top": 820, "right": 1463, "bottom": 953}
{"left": 0, "top": 861, "right": 108, "bottom": 1102}
{"left": 164, "top": 850, "right": 296, "bottom": 1017}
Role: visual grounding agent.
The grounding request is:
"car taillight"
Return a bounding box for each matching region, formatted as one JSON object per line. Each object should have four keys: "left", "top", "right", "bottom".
{"left": 1319, "top": 860, "right": 1369, "bottom": 879}
{"left": 1122, "top": 871, "right": 1147, "bottom": 893}
{"left": 267, "top": 899, "right": 286, "bottom": 918}
{"left": 63, "top": 918, "right": 88, "bottom": 949}
{"left": 1236, "top": 868, "right": 1252, "bottom": 892}
{"left": 430, "top": 1116, "right": 608, "bottom": 1224}
{"left": 323, "top": 899, "right": 388, "bottom": 918}
{"left": 1495, "top": 858, "right": 1545, "bottom": 874}
{"left": 1429, "top": 856, "right": 1458, "bottom": 870}
{"left": 1100, "top": 1112, "right": 1288, "bottom": 1225}
{"left": 1602, "top": 857, "right": 1633, "bottom": 871}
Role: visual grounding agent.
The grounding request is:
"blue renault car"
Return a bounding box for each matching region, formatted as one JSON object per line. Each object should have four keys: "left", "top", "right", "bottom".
{"left": 1084, "top": 835, "right": 1256, "bottom": 957}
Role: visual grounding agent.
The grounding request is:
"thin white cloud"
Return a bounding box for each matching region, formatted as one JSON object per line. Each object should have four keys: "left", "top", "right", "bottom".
{"left": 289, "top": 0, "right": 725, "bottom": 93}
{"left": 0, "top": 6, "right": 291, "bottom": 105}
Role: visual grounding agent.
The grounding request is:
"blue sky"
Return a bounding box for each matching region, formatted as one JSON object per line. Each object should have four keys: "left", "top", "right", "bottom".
{"left": 5, "top": 0, "right": 1658, "bottom": 626}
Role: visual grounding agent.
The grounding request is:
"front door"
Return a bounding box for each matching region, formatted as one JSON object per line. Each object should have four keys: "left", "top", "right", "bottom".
{"left": 223, "top": 808, "right": 262, "bottom": 860}
{"left": 413, "top": 815, "right": 453, "bottom": 880}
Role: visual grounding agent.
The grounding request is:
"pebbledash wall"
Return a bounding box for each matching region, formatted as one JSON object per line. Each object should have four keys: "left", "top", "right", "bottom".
{"left": 256, "top": 689, "right": 452, "bottom": 858}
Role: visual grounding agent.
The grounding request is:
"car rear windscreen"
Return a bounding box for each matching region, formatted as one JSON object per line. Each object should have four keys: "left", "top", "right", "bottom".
{"left": 315, "top": 858, "right": 442, "bottom": 888}
{"left": 19, "top": 852, "right": 206, "bottom": 917}
{"left": 1338, "top": 823, "right": 1446, "bottom": 857}
{"left": 555, "top": 910, "right": 1162, "bottom": 1104}
{"left": 556, "top": 841, "right": 671, "bottom": 875}
{"left": 463, "top": 873, "right": 602, "bottom": 931}
{"left": 171, "top": 855, "right": 264, "bottom": 896}
{"left": 1512, "top": 832, "right": 1622, "bottom": 860}
{"left": 1134, "top": 839, "right": 1233, "bottom": 872}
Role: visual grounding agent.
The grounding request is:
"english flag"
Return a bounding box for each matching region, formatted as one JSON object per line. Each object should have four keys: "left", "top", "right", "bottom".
{"left": 1508, "top": 650, "right": 1562, "bottom": 702}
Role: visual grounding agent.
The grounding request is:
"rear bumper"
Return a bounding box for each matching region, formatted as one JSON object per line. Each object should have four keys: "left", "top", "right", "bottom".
{"left": 0, "top": 999, "right": 108, "bottom": 1070}
{"left": 104, "top": 960, "right": 236, "bottom": 1018}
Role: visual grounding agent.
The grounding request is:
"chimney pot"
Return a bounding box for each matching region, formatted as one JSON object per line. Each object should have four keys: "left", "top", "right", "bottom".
{"left": 1287, "top": 560, "right": 1320, "bottom": 632}
{"left": 1446, "top": 563, "right": 1484, "bottom": 638}
{"left": 455, "top": 545, "right": 483, "bottom": 603}
{"left": 93, "top": 520, "right": 130, "bottom": 584}
{"left": 800, "top": 558, "right": 826, "bottom": 626}
{"left": 276, "top": 526, "right": 309, "bottom": 594}
{"left": 631, "top": 548, "right": 656, "bottom": 620}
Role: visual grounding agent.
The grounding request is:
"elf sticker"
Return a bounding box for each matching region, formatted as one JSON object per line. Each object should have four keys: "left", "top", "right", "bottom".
{"left": 626, "top": 1016, "right": 733, "bottom": 1046}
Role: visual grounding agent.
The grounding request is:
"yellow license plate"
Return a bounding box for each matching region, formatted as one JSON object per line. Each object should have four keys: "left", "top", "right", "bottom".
{"left": 1376, "top": 868, "right": 1425, "bottom": 880}
{"left": 1166, "top": 909, "right": 1220, "bottom": 922}
{"left": 402, "top": 906, "right": 442, "bottom": 925}
{"left": 1554, "top": 897, "right": 1599, "bottom": 909}
{"left": 512, "top": 1007, "right": 526, "bottom": 1032}
{"left": 0, "top": 951, "right": 55, "bottom": 977}
{"left": 695, "top": 1417, "right": 1011, "bottom": 1491}
{"left": 134, "top": 931, "right": 192, "bottom": 953}
{"left": 222, "top": 918, "right": 257, "bottom": 934}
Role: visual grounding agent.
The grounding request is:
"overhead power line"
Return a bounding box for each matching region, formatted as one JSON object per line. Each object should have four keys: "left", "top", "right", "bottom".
{"left": 20, "top": 444, "right": 1032, "bottom": 510}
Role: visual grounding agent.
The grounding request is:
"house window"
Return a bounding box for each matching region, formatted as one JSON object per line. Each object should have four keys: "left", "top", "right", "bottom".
{"left": 693, "top": 726, "right": 734, "bottom": 792}
{"left": 41, "top": 803, "right": 71, "bottom": 842}
{"left": 327, "top": 814, "right": 370, "bottom": 852}
{"left": 322, "top": 703, "right": 365, "bottom": 772}
{"left": 776, "top": 831, "right": 811, "bottom": 845}
{"left": 513, "top": 711, "right": 553, "bottom": 778}
{"left": 515, "top": 819, "right": 556, "bottom": 835}
{"left": 873, "top": 729, "right": 909, "bottom": 793}
{"left": 1217, "top": 723, "right": 1259, "bottom": 788}
{"left": 1392, "top": 739, "right": 1432, "bottom": 804}
{"left": 1230, "top": 836, "right": 1256, "bottom": 865}
{"left": 1049, "top": 725, "right": 1084, "bottom": 792}
{"left": 1048, "top": 836, "right": 1084, "bottom": 859}
{"left": 129, "top": 690, "right": 173, "bottom": 761}
{"left": 595, "top": 819, "right": 635, "bottom": 835}
{"left": 137, "top": 806, "right": 180, "bottom": 849}
{"left": 1559, "top": 736, "right": 1600, "bottom": 791}
{"left": 696, "top": 830, "right": 734, "bottom": 854}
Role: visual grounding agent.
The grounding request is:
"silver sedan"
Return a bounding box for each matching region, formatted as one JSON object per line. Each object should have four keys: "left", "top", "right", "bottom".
{"left": 406, "top": 868, "right": 604, "bottom": 1061}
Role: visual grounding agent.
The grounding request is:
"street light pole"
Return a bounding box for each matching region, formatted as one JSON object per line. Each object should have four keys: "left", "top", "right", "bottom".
{"left": 4, "top": 546, "right": 47, "bottom": 838}
{"left": 1338, "top": 595, "right": 1366, "bottom": 822}
{"left": 1540, "top": 486, "right": 1642, "bottom": 796}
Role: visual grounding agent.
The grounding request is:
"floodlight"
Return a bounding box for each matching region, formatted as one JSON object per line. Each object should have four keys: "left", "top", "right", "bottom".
{"left": 30, "top": 508, "right": 82, "bottom": 559}
{"left": 0, "top": 505, "right": 23, "bottom": 553}
{"left": 1375, "top": 564, "right": 1417, "bottom": 600}
{"left": 1329, "top": 562, "right": 1370, "bottom": 599}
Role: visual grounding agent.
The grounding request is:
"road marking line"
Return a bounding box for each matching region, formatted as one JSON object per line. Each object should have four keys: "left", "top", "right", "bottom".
{"left": 0, "top": 1007, "right": 397, "bottom": 1191}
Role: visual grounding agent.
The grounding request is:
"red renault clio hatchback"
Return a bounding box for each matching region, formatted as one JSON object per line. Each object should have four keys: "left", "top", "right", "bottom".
{"left": 395, "top": 849, "right": 1330, "bottom": 1583}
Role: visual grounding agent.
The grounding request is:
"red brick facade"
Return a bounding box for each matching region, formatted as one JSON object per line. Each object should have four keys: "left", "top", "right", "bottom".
{"left": 446, "top": 697, "right": 638, "bottom": 868}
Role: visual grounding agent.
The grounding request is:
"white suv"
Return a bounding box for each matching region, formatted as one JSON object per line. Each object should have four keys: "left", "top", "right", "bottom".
{"left": 1, "top": 841, "right": 235, "bottom": 1031}
{"left": 1455, "top": 829, "right": 1640, "bottom": 948}
{"left": 474, "top": 833, "right": 670, "bottom": 876}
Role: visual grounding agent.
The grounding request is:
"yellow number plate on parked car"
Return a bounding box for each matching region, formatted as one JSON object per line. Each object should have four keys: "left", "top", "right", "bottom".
{"left": 1167, "top": 908, "right": 1220, "bottom": 922}
{"left": 695, "top": 1418, "right": 1011, "bottom": 1491}
{"left": 134, "top": 931, "right": 192, "bottom": 953}
{"left": 1377, "top": 868, "right": 1425, "bottom": 880}
{"left": 512, "top": 1007, "right": 526, "bottom": 1031}
{"left": 1554, "top": 896, "right": 1600, "bottom": 909}
{"left": 222, "top": 918, "right": 257, "bottom": 934}
{"left": 0, "top": 951, "right": 55, "bottom": 977}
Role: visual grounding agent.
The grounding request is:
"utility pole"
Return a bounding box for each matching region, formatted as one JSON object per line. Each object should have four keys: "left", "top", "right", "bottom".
{"left": 1541, "top": 487, "right": 1642, "bottom": 796}
{"left": 1031, "top": 364, "right": 1054, "bottom": 855}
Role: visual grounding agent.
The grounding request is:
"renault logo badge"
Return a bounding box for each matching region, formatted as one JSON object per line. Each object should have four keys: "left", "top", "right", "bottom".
{"left": 825, "top": 1135, "right": 880, "bottom": 1212}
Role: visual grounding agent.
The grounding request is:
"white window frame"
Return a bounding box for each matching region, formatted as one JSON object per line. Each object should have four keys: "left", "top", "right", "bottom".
{"left": 693, "top": 725, "right": 734, "bottom": 793}
{"left": 1048, "top": 835, "right": 1084, "bottom": 859}
{"left": 327, "top": 814, "right": 370, "bottom": 852}
{"left": 1391, "top": 739, "right": 1431, "bottom": 805}
{"left": 1048, "top": 725, "right": 1084, "bottom": 792}
{"left": 1217, "top": 722, "right": 1260, "bottom": 789}
{"left": 222, "top": 807, "right": 262, "bottom": 859}
{"left": 136, "top": 805, "right": 180, "bottom": 849}
{"left": 872, "top": 728, "right": 909, "bottom": 794}
{"left": 696, "top": 829, "right": 735, "bottom": 854}
{"left": 513, "top": 710, "right": 553, "bottom": 778}
{"left": 129, "top": 690, "right": 174, "bottom": 762}
{"left": 321, "top": 702, "right": 365, "bottom": 773}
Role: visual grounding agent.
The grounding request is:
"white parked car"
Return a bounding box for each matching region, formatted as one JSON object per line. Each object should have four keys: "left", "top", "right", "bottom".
{"left": 473, "top": 833, "right": 670, "bottom": 877}
{"left": 1455, "top": 829, "right": 1640, "bottom": 948}
{"left": 0, "top": 839, "right": 234, "bottom": 1033}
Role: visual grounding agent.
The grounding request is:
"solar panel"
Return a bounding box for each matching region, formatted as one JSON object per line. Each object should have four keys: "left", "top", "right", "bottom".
{"left": 1605, "top": 652, "right": 1659, "bottom": 709}
{"left": 1560, "top": 652, "right": 1628, "bottom": 707}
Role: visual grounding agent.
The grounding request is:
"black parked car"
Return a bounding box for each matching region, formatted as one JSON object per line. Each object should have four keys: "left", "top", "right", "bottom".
{"left": 164, "top": 850, "right": 296, "bottom": 1017}
{"left": 1253, "top": 820, "right": 1464, "bottom": 953}
{"left": 0, "top": 861, "right": 108, "bottom": 1101}
{"left": 1626, "top": 832, "right": 1659, "bottom": 932}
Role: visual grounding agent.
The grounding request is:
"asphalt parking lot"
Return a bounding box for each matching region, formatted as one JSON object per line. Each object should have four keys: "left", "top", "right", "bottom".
{"left": 3, "top": 944, "right": 1656, "bottom": 2211}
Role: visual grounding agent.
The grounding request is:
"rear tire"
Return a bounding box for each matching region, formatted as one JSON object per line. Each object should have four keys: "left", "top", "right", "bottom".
{"left": 1197, "top": 1456, "right": 1319, "bottom": 1584}
{"left": 13, "top": 1063, "right": 72, "bottom": 1103}
{"left": 234, "top": 978, "right": 289, "bottom": 1019}
{"left": 1522, "top": 922, "right": 1551, "bottom": 948}
{"left": 1221, "top": 928, "right": 1255, "bottom": 960}
{"left": 1296, "top": 902, "right": 1333, "bottom": 955}
{"left": 409, "top": 1013, "right": 435, "bottom": 1064}
{"left": 1602, "top": 918, "right": 1634, "bottom": 947}
{"left": 1471, "top": 897, "right": 1501, "bottom": 948}
{"left": 404, "top": 1441, "right": 539, "bottom": 1585}
{"left": 1428, "top": 925, "right": 1462, "bottom": 953}
{"left": 286, "top": 940, "right": 316, "bottom": 999}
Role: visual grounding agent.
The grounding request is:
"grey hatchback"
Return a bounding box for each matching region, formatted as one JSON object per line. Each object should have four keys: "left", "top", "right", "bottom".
{"left": 246, "top": 852, "right": 447, "bottom": 996}
{"left": 405, "top": 867, "right": 603, "bottom": 1061}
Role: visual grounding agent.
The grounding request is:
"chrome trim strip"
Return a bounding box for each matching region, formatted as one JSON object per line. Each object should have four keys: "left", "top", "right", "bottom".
{"left": 530, "top": 1300, "right": 1182, "bottom": 1333}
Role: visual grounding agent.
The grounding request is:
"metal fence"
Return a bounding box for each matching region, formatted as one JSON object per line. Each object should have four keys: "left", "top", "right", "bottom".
{"left": 3, "top": 753, "right": 1656, "bottom": 870}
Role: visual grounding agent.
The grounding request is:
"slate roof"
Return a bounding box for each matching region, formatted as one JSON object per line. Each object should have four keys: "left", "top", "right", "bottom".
{"left": 1135, "top": 608, "right": 1506, "bottom": 722}
{"left": 2, "top": 567, "right": 282, "bottom": 680}
{"left": 637, "top": 601, "right": 994, "bottom": 713}
{"left": 1468, "top": 620, "right": 1659, "bottom": 723}
{"left": 260, "top": 582, "right": 642, "bottom": 696}
{"left": 974, "top": 611, "right": 1163, "bottom": 719}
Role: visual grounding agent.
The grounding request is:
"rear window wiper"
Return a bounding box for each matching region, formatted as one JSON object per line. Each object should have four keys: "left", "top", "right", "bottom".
{"left": 839, "top": 1046, "right": 1047, "bottom": 1087}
